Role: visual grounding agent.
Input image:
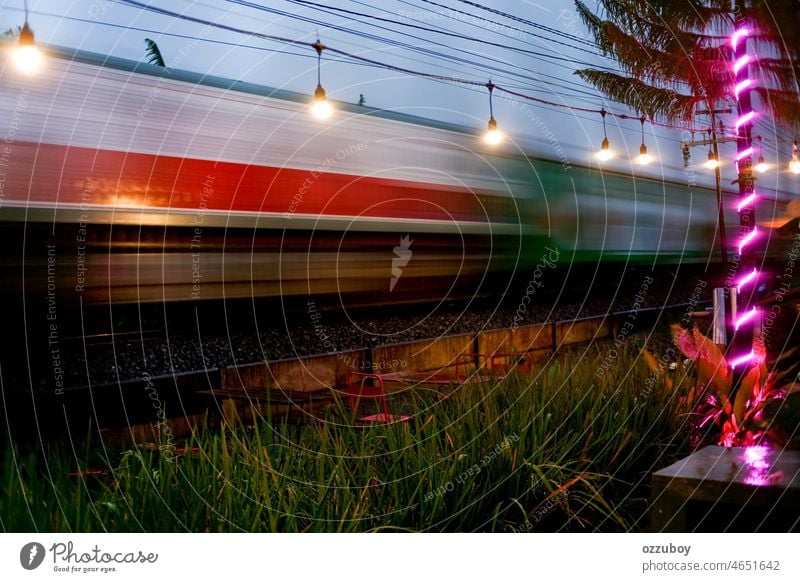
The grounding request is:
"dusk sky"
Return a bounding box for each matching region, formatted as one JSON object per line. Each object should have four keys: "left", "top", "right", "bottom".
{"left": 2, "top": 0, "right": 797, "bottom": 199}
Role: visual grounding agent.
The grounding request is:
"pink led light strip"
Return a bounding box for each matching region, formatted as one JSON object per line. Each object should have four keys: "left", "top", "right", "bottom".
{"left": 736, "top": 193, "right": 757, "bottom": 211}
{"left": 733, "top": 54, "right": 750, "bottom": 74}
{"left": 737, "top": 227, "right": 759, "bottom": 256}
{"left": 731, "top": 28, "right": 749, "bottom": 50}
{"left": 734, "top": 79, "right": 754, "bottom": 99}
{"left": 736, "top": 268, "right": 758, "bottom": 292}
{"left": 735, "top": 307, "right": 759, "bottom": 331}
{"left": 730, "top": 351, "right": 755, "bottom": 369}
{"left": 735, "top": 110, "right": 756, "bottom": 131}
{"left": 730, "top": 26, "right": 759, "bottom": 369}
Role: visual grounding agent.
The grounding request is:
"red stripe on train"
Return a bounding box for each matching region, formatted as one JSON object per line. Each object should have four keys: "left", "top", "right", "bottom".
{"left": 2, "top": 142, "right": 510, "bottom": 222}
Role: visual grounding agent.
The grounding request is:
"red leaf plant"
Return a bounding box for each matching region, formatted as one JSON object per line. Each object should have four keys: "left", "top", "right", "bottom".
{"left": 669, "top": 325, "right": 798, "bottom": 449}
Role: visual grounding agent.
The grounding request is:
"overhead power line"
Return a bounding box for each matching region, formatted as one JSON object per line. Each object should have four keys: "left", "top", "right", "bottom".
{"left": 108, "top": 0, "right": 707, "bottom": 131}
{"left": 229, "top": 0, "right": 618, "bottom": 72}
{"left": 453, "top": 0, "right": 598, "bottom": 48}
{"left": 289, "top": 0, "right": 611, "bottom": 61}
{"left": 416, "top": 0, "right": 598, "bottom": 50}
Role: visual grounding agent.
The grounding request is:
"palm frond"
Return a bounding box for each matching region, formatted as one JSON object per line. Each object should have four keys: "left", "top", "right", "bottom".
{"left": 624, "top": 0, "right": 731, "bottom": 34}
{"left": 749, "top": 57, "right": 800, "bottom": 96}
{"left": 586, "top": 28, "right": 728, "bottom": 102}
{"left": 575, "top": 69, "right": 700, "bottom": 121}
{"left": 752, "top": 87, "right": 800, "bottom": 130}
{"left": 144, "top": 38, "right": 166, "bottom": 67}
{"left": 744, "top": 2, "right": 800, "bottom": 59}
{"left": 597, "top": 21, "right": 699, "bottom": 88}
{"left": 598, "top": 0, "right": 703, "bottom": 52}
{"left": 575, "top": 1, "right": 609, "bottom": 51}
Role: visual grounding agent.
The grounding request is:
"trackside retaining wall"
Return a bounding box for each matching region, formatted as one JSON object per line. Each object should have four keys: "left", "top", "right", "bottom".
{"left": 221, "top": 315, "right": 614, "bottom": 391}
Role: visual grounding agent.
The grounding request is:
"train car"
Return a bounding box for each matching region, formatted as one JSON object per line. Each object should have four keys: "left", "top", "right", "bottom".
{"left": 0, "top": 46, "right": 787, "bottom": 308}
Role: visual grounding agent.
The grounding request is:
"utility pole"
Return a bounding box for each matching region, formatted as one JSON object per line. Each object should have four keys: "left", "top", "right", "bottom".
{"left": 710, "top": 110, "right": 728, "bottom": 277}
{"left": 683, "top": 107, "right": 734, "bottom": 276}
{"left": 685, "top": 100, "right": 747, "bottom": 349}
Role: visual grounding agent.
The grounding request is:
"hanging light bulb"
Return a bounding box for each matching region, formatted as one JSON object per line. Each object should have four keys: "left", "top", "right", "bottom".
{"left": 791, "top": 140, "right": 800, "bottom": 174}
{"left": 483, "top": 82, "right": 503, "bottom": 145}
{"left": 637, "top": 143, "right": 651, "bottom": 165}
{"left": 595, "top": 109, "right": 612, "bottom": 161}
{"left": 754, "top": 136, "right": 767, "bottom": 172}
{"left": 484, "top": 116, "right": 502, "bottom": 145}
{"left": 310, "top": 39, "right": 333, "bottom": 120}
{"left": 636, "top": 117, "right": 651, "bottom": 164}
{"left": 705, "top": 148, "right": 720, "bottom": 169}
{"left": 596, "top": 137, "right": 612, "bottom": 161}
{"left": 13, "top": 3, "right": 42, "bottom": 75}
{"left": 311, "top": 84, "right": 332, "bottom": 120}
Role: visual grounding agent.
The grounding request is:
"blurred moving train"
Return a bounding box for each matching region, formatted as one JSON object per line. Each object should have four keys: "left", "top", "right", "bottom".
{"left": 0, "top": 47, "right": 792, "bottom": 307}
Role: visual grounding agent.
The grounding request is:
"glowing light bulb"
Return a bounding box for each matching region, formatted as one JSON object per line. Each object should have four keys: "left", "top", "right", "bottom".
{"left": 483, "top": 117, "right": 503, "bottom": 145}
{"left": 705, "top": 150, "right": 720, "bottom": 169}
{"left": 636, "top": 143, "right": 651, "bottom": 165}
{"left": 484, "top": 129, "right": 502, "bottom": 145}
{"left": 13, "top": 23, "right": 41, "bottom": 75}
{"left": 311, "top": 99, "right": 332, "bottom": 120}
{"left": 755, "top": 155, "right": 767, "bottom": 173}
{"left": 310, "top": 84, "right": 333, "bottom": 120}
{"left": 791, "top": 158, "right": 800, "bottom": 174}
{"left": 14, "top": 44, "right": 41, "bottom": 74}
{"left": 596, "top": 137, "right": 611, "bottom": 161}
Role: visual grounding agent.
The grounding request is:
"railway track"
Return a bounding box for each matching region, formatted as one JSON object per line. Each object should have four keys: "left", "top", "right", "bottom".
{"left": 61, "top": 330, "right": 166, "bottom": 348}
{"left": 2, "top": 297, "right": 715, "bottom": 446}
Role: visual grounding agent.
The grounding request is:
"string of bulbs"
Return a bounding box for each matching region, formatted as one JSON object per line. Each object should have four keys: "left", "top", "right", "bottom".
{"left": 7, "top": 0, "right": 800, "bottom": 172}
{"left": 695, "top": 130, "right": 800, "bottom": 175}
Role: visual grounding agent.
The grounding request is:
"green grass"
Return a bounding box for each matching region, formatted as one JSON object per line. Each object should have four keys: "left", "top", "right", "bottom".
{"left": 0, "top": 343, "right": 691, "bottom": 532}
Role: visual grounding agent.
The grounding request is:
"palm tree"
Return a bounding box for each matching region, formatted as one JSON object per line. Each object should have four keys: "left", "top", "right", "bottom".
{"left": 573, "top": 0, "right": 799, "bottom": 127}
